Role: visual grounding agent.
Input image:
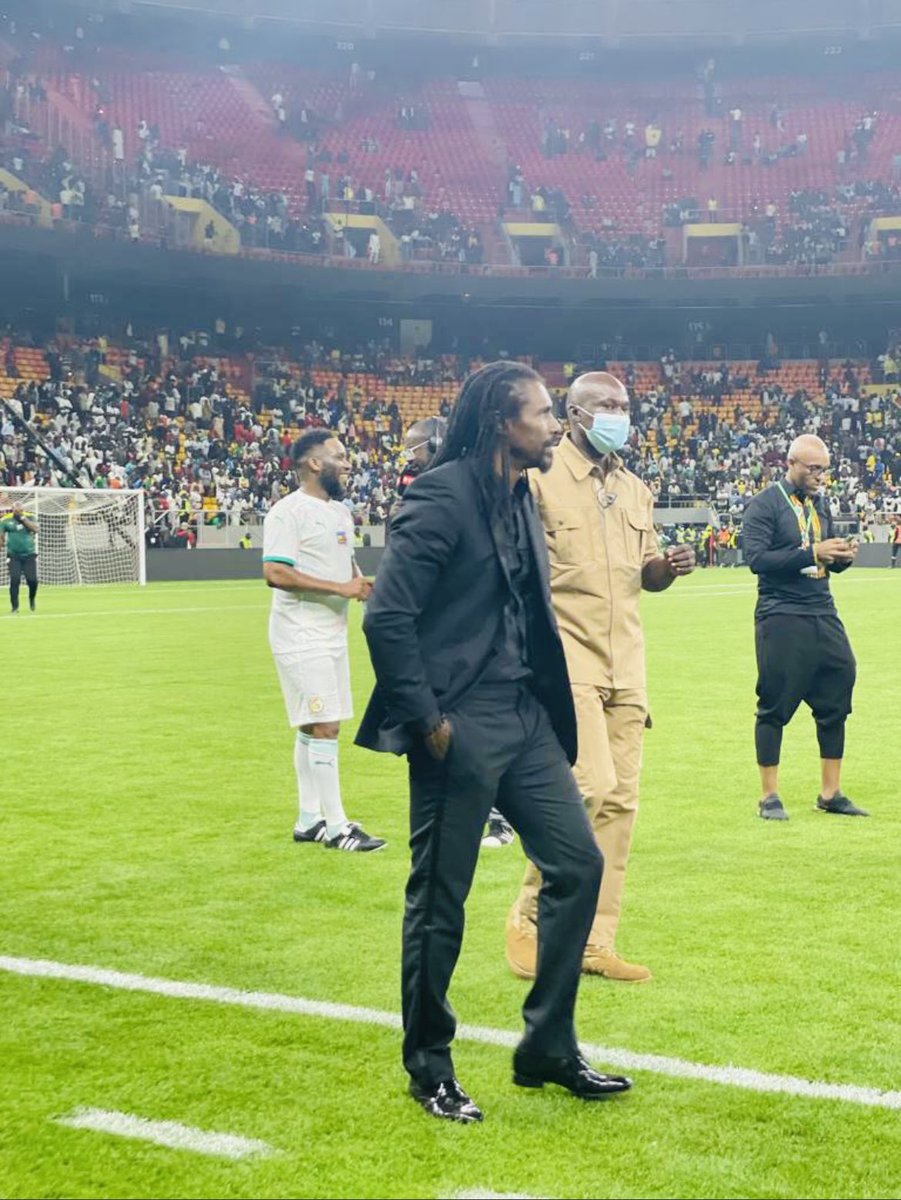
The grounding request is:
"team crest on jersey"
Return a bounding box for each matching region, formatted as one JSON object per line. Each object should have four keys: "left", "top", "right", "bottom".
{"left": 309, "top": 697, "right": 325, "bottom": 715}
{"left": 336, "top": 531, "right": 348, "bottom": 545}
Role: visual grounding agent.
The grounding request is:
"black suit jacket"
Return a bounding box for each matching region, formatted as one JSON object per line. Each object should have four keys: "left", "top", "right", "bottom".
{"left": 355, "top": 457, "right": 578, "bottom": 764}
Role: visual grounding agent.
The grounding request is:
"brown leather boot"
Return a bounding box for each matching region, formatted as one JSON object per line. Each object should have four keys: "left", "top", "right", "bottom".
{"left": 582, "top": 946, "right": 652, "bottom": 982}
{"left": 505, "top": 910, "right": 537, "bottom": 980}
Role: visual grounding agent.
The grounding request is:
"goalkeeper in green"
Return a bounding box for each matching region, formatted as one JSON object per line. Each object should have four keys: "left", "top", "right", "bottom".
{"left": 0, "top": 500, "right": 39, "bottom": 613}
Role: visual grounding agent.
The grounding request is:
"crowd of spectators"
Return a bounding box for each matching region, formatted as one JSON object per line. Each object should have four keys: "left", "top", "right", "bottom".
{"left": 4, "top": 5, "right": 901, "bottom": 279}
{"left": 4, "top": 64, "right": 901, "bottom": 276}
{"left": 622, "top": 356, "right": 900, "bottom": 529}
{"left": 1, "top": 334, "right": 898, "bottom": 554}
{"left": 1, "top": 54, "right": 481, "bottom": 265}
{"left": 0, "top": 335, "right": 473, "bottom": 542}
{"left": 582, "top": 230, "right": 668, "bottom": 274}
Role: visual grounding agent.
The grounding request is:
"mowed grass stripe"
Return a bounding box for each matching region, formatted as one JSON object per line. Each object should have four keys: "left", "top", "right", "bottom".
{"left": 4, "top": 955, "right": 901, "bottom": 1111}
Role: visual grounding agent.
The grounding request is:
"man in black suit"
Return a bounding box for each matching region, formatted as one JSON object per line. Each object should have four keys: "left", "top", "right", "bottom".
{"left": 396, "top": 412, "right": 515, "bottom": 852}
{"left": 357, "top": 362, "right": 632, "bottom": 1122}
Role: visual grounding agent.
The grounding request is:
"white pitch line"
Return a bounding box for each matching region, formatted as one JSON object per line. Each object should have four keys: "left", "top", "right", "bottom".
{"left": 54, "top": 1106, "right": 277, "bottom": 1160}
{"left": 36, "top": 582, "right": 262, "bottom": 598}
{"left": 4, "top": 604, "right": 269, "bottom": 621}
{"left": 3, "top": 955, "right": 901, "bottom": 1111}
{"left": 12, "top": 573, "right": 895, "bottom": 618}
{"left": 662, "top": 575, "right": 900, "bottom": 598}
{"left": 451, "top": 1192, "right": 544, "bottom": 1199}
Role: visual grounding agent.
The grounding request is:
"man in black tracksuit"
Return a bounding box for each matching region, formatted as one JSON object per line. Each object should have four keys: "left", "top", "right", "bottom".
{"left": 742, "top": 434, "right": 868, "bottom": 821}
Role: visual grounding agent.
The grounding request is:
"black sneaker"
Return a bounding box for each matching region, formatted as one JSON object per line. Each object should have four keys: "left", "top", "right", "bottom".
{"left": 758, "top": 794, "right": 789, "bottom": 821}
{"left": 325, "top": 822, "right": 387, "bottom": 852}
{"left": 29, "top": 600, "right": 35, "bottom": 612}
{"left": 816, "top": 792, "right": 869, "bottom": 817}
{"left": 482, "top": 815, "right": 515, "bottom": 848}
{"left": 293, "top": 820, "right": 327, "bottom": 844}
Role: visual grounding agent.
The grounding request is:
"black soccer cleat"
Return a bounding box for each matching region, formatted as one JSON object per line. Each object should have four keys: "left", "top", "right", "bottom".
{"left": 482, "top": 815, "right": 515, "bottom": 848}
{"left": 293, "top": 820, "right": 327, "bottom": 844}
{"left": 325, "top": 822, "right": 387, "bottom": 852}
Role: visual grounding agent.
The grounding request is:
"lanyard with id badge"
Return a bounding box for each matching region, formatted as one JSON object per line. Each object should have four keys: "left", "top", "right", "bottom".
{"left": 776, "top": 483, "right": 824, "bottom": 578}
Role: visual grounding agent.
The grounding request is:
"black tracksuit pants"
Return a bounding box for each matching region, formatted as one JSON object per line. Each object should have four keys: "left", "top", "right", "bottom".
{"left": 755, "top": 611, "right": 856, "bottom": 766}
{"left": 402, "top": 680, "right": 602, "bottom": 1089}
{"left": 8, "top": 554, "right": 38, "bottom": 611}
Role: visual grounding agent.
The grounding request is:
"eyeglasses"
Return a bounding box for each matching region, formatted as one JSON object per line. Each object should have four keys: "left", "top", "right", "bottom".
{"left": 794, "top": 460, "right": 830, "bottom": 476}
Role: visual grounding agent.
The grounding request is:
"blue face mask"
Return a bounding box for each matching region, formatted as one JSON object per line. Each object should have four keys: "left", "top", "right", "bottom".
{"left": 575, "top": 406, "right": 630, "bottom": 455}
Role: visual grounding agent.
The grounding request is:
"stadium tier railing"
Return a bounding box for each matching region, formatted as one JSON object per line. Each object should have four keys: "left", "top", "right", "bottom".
{"left": 3, "top": 210, "right": 899, "bottom": 284}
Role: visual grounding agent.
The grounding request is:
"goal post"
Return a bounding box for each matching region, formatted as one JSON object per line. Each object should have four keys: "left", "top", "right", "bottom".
{"left": 0, "top": 487, "right": 147, "bottom": 587}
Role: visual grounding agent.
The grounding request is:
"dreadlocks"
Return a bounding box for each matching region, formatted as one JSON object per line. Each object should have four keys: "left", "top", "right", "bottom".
{"left": 431, "top": 360, "right": 542, "bottom": 523}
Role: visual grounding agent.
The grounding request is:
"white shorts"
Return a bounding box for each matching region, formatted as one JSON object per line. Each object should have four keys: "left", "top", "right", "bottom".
{"left": 273, "top": 647, "right": 353, "bottom": 727}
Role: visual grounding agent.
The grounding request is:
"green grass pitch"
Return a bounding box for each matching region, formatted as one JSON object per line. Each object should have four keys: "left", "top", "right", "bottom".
{"left": 1, "top": 569, "right": 899, "bottom": 1199}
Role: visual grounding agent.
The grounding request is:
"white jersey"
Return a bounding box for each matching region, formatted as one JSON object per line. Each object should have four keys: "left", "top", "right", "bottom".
{"left": 263, "top": 489, "right": 355, "bottom": 654}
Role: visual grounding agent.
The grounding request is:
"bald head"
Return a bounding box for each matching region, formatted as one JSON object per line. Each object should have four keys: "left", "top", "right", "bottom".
{"left": 568, "top": 371, "right": 628, "bottom": 413}
{"left": 788, "top": 434, "right": 828, "bottom": 462}
{"left": 403, "top": 415, "right": 446, "bottom": 474}
{"left": 786, "top": 433, "right": 830, "bottom": 497}
{"left": 566, "top": 372, "right": 629, "bottom": 460}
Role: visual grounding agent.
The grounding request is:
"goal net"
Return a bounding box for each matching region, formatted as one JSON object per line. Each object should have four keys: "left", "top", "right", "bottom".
{"left": 0, "top": 487, "right": 146, "bottom": 586}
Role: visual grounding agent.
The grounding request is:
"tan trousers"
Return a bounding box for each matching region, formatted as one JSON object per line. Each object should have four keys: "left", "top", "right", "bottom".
{"left": 512, "top": 684, "right": 647, "bottom": 950}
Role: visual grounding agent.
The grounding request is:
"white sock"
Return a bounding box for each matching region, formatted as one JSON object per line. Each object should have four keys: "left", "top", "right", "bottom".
{"left": 294, "top": 731, "right": 322, "bottom": 830}
{"left": 308, "top": 737, "right": 348, "bottom": 838}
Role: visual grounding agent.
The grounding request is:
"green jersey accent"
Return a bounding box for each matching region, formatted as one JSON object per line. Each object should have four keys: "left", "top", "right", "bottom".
{"left": 0, "top": 514, "right": 37, "bottom": 557}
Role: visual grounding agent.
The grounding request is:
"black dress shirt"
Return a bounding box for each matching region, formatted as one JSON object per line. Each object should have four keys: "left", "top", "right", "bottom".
{"left": 482, "top": 477, "right": 537, "bottom": 683}
{"left": 742, "top": 479, "right": 851, "bottom": 619}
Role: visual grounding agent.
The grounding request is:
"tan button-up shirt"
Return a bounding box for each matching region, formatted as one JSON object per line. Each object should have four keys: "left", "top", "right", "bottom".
{"left": 529, "top": 434, "right": 660, "bottom": 689}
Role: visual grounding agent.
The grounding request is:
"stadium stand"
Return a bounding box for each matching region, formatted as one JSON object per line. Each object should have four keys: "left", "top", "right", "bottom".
{"left": 1, "top": 335, "right": 898, "bottom": 551}
{"left": 3, "top": 16, "right": 901, "bottom": 273}
{"left": 0, "top": 11, "right": 898, "bottom": 549}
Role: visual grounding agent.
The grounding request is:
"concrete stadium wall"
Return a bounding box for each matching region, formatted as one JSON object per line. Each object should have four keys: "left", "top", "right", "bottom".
{"left": 146, "top": 544, "right": 894, "bottom": 582}
{"left": 146, "top": 547, "right": 384, "bottom": 582}
{"left": 856, "top": 544, "right": 894, "bottom": 568}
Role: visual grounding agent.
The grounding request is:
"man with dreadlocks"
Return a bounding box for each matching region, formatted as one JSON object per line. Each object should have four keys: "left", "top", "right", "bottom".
{"left": 395, "top": 415, "right": 516, "bottom": 853}
{"left": 357, "top": 361, "right": 632, "bottom": 1123}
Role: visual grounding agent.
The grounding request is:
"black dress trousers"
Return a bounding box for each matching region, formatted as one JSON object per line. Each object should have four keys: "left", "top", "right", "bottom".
{"left": 401, "top": 680, "right": 602, "bottom": 1089}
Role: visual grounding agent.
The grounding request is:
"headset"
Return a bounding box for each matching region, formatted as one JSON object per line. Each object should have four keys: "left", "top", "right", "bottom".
{"left": 426, "top": 417, "right": 447, "bottom": 457}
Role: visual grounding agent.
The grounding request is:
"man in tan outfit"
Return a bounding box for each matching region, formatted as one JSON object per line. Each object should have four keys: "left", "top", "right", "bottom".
{"left": 506, "top": 371, "right": 695, "bottom": 982}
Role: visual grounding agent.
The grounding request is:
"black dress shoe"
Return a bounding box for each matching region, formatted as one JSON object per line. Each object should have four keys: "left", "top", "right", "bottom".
{"left": 409, "top": 1077, "right": 484, "bottom": 1123}
{"left": 513, "top": 1051, "right": 632, "bottom": 1099}
{"left": 816, "top": 791, "right": 869, "bottom": 817}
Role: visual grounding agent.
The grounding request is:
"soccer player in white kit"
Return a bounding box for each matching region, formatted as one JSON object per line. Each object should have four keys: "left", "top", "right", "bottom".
{"left": 263, "top": 429, "right": 386, "bottom": 852}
